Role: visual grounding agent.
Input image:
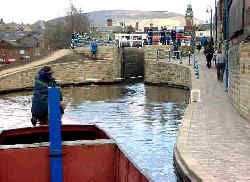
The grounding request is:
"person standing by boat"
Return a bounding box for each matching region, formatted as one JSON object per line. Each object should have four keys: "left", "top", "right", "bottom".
{"left": 31, "top": 66, "right": 64, "bottom": 126}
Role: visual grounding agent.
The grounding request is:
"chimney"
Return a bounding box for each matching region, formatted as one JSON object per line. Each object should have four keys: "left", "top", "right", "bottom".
{"left": 107, "top": 19, "right": 112, "bottom": 26}
{"left": 135, "top": 22, "right": 139, "bottom": 31}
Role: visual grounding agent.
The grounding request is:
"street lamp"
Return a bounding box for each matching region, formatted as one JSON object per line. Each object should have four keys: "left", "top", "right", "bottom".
{"left": 206, "top": 6, "right": 213, "bottom": 41}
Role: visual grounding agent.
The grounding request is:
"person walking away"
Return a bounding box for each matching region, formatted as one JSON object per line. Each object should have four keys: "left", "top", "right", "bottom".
{"left": 204, "top": 43, "right": 214, "bottom": 69}
{"left": 215, "top": 50, "right": 226, "bottom": 81}
{"left": 31, "top": 66, "right": 64, "bottom": 126}
{"left": 91, "top": 40, "right": 98, "bottom": 59}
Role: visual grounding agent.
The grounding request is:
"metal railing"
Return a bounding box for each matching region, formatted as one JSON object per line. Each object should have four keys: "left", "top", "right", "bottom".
{"left": 156, "top": 49, "right": 200, "bottom": 79}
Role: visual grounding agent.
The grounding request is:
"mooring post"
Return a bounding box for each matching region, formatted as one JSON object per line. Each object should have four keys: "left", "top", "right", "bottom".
{"left": 48, "top": 87, "right": 63, "bottom": 182}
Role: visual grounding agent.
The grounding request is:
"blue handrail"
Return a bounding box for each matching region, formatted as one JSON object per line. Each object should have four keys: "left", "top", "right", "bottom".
{"left": 225, "top": 0, "right": 229, "bottom": 92}
{"left": 48, "top": 87, "right": 63, "bottom": 182}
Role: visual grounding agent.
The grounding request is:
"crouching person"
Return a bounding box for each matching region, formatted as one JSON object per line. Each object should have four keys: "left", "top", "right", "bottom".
{"left": 31, "top": 66, "right": 64, "bottom": 126}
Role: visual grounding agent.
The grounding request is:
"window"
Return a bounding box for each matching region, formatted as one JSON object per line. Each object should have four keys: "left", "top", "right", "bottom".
{"left": 20, "top": 50, "right": 25, "bottom": 55}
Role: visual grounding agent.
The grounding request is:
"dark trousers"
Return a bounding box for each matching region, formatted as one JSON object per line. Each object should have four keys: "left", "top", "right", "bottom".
{"left": 148, "top": 37, "right": 152, "bottom": 45}
{"left": 216, "top": 63, "right": 225, "bottom": 81}
{"left": 91, "top": 51, "right": 97, "bottom": 59}
{"left": 206, "top": 54, "right": 213, "bottom": 68}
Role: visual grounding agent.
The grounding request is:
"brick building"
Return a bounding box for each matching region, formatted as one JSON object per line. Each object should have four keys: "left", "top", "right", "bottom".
{"left": 0, "top": 39, "right": 34, "bottom": 62}
{"left": 217, "top": 0, "right": 250, "bottom": 121}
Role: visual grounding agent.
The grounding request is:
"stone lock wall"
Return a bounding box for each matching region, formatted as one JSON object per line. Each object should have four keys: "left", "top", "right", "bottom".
{"left": 228, "top": 41, "right": 250, "bottom": 121}
{"left": 144, "top": 46, "right": 192, "bottom": 88}
{"left": 0, "top": 46, "right": 122, "bottom": 92}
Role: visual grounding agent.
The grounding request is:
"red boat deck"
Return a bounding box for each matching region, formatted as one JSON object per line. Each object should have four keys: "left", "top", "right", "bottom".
{"left": 0, "top": 125, "right": 150, "bottom": 182}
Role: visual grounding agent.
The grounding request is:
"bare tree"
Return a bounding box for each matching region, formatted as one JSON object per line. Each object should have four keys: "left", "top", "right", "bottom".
{"left": 43, "top": 1, "right": 90, "bottom": 50}
{"left": 65, "top": 0, "right": 90, "bottom": 33}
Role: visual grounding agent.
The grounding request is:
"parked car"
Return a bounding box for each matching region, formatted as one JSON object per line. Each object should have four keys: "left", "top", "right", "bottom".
{"left": 5, "top": 59, "right": 16, "bottom": 64}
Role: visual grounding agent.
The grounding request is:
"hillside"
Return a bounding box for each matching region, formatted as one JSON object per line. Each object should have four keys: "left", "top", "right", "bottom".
{"left": 47, "top": 10, "right": 202, "bottom": 29}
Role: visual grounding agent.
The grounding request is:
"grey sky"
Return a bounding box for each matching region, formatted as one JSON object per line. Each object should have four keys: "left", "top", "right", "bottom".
{"left": 0, "top": 0, "right": 216, "bottom": 24}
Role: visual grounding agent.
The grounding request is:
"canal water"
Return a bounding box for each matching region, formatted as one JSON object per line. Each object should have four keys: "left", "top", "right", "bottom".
{"left": 0, "top": 80, "right": 189, "bottom": 182}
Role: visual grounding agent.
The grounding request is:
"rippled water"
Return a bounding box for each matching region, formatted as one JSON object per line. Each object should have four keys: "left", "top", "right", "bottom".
{"left": 0, "top": 81, "right": 189, "bottom": 182}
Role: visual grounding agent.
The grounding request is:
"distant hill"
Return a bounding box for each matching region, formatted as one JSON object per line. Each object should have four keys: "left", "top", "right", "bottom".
{"left": 46, "top": 10, "right": 202, "bottom": 30}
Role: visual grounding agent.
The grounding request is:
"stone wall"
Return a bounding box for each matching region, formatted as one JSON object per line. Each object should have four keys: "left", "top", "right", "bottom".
{"left": 228, "top": 41, "right": 250, "bottom": 121}
{"left": 0, "top": 46, "right": 122, "bottom": 92}
{"left": 144, "top": 46, "right": 192, "bottom": 88}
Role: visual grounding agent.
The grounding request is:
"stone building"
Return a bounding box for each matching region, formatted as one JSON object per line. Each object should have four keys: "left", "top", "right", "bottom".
{"left": 217, "top": 0, "right": 250, "bottom": 121}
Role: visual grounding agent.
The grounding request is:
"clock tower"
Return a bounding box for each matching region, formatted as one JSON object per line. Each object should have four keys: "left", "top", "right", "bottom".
{"left": 185, "top": 3, "right": 194, "bottom": 26}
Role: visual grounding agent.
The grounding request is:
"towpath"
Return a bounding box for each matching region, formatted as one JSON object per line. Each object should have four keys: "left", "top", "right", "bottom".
{"left": 175, "top": 52, "right": 250, "bottom": 182}
{"left": 0, "top": 49, "right": 72, "bottom": 77}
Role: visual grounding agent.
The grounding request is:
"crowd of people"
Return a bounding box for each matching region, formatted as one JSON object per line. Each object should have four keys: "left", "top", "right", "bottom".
{"left": 147, "top": 25, "right": 183, "bottom": 46}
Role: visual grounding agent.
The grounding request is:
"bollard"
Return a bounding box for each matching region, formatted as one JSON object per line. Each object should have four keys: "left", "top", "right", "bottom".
{"left": 49, "top": 87, "right": 63, "bottom": 182}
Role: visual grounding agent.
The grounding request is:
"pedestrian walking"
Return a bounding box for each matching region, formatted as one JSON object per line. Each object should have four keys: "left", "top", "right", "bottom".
{"left": 204, "top": 43, "right": 214, "bottom": 69}
{"left": 90, "top": 40, "right": 98, "bottom": 59}
{"left": 31, "top": 66, "right": 64, "bottom": 126}
{"left": 215, "top": 50, "right": 226, "bottom": 82}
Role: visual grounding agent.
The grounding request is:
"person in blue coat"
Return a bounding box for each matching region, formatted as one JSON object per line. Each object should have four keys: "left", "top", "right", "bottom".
{"left": 91, "top": 40, "right": 98, "bottom": 59}
{"left": 31, "top": 66, "right": 64, "bottom": 126}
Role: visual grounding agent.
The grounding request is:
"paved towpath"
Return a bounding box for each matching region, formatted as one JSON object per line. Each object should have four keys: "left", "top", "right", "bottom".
{"left": 176, "top": 53, "right": 250, "bottom": 182}
{"left": 0, "top": 49, "right": 72, "bottom": 77}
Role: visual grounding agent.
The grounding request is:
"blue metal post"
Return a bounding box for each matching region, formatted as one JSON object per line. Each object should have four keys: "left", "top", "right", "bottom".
{"left": 188, "top": 51, "right": 191, "bottom": 65}
{"left": 179, "top": 51, "right": 183, "bottom": 64}
{"left": 168, "top": 50, "right": 171, "bottom": 62}
{"left": 48, "top": 87, "right": 63, "bottom": 182}
{"left": 225, "top": 0, "right": 229, "bottom": 92}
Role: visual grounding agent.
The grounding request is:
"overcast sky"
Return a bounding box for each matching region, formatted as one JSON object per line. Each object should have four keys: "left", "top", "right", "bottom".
{"left": 0, "top": 0, "right": 216, "bottom": 24}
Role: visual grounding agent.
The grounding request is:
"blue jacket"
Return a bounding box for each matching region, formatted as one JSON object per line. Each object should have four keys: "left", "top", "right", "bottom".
{"left": 147, "top": 28, "right": 153, "bottom": 37}
{"left": 91, "top": 42, "right": 98, "bottom": 52}
{"left": 31, "top": 70, "right": 58, "bottom": 118}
